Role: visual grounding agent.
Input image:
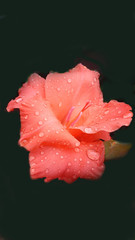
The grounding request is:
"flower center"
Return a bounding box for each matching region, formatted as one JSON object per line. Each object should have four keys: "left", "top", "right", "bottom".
{"left": 64, "top": 101, "right": 91, "bottom": 128}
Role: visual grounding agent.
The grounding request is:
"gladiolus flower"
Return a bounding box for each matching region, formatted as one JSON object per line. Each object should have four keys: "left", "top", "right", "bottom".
{"left": 7, "top": 64, "right": 133, "bottom": 183}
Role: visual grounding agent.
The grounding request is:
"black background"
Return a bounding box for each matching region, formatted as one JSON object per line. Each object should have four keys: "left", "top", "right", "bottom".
{"left": 0, "top": 1, "right": 135, "bottom": 240}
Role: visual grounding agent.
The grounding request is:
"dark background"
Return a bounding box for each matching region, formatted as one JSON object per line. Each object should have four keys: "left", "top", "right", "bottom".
{"left": 0, "top": 1, "right": 135, "bottom": 240}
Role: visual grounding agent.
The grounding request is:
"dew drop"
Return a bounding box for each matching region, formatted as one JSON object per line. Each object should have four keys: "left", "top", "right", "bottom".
{"left": 74, "top": 148, "right": 80, "bottom": 153}
{"left": 118, "top": 110, "right": 121, "bottom": 114}
{"left": 75, "top": 142, "right": 80, "bottom": 147}
{"left": 44, "top": 117, "right": 47, "bottom": 121}
{"left": 29, "top": 156, "right": 35, "bottom": 161}
{"left": 35, "top": 111, "right": 39, "bottom": 116}
{"left": 67, "top": 78, "right": 72, "bottom": 83}
{"left": 24, "top": 115, "right": 28, "bottom": 119}
{"left": 74, "top": 158, "right": 77, "bottom": 162}
{"left": 56, "top": 130, "right": 59, "bottom": 134}
{"left": 87, "top": 160, "right": 90, "bottom": 164}
{"left": 31, "top": 163, "right": 36, "bottom": 167}
{"left": 85, "top": 128, "right": 93, "bottom": 133}
{"left": 39, "top": 132, "right": 44, "bottom": 137}
{"left": 31, "top": 127, "right": 33, "bottom": 131}
{"left": 123, "top": 112, "right": 132, "bottom": 118}
{"left": 45, "top": 156, "right": 47, "bottom": 160}
{"left": 87, "top": 150, "right": 99, "bottom": 161}
{"left": 22, "top": 139, "right": 28, "bottom": 145}
{"left": 56, "top": 152, "right": 59, "bottom": 155}
{"left": 59, "top": 102, "right": 62, "bottom": 107}
{"left": 38, "top": 121, "right": 43, "bottom": 125}
{"left": 104, "top": 110, "right": 109, "bottom": 114}
{"left": 15, "top": 97, "right": 22, "bottom": 103}
{"left": 31, "top": 104, "right": 35, "bottom": 107}
{"left": 57, "top": 87, "right": 60, "bottom": 91}
{"left": 60, "top": 155, "right": 64, "bottom": 159}
{"left": 68, "top": 162, "right": 71, "bottom": 166}
{"left": 41, "top": 151, "right": 44, "bottom": 155}
{"left": 79, "top": 158, "right": 82, "bottom": 161}
{"left": 45, "top": 169, "right": 49, "bottom": 173}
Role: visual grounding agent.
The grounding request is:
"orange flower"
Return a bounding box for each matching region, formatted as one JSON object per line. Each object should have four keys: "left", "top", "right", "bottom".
{"left": 7, "top": 64, "right": 133, "bottom": 183}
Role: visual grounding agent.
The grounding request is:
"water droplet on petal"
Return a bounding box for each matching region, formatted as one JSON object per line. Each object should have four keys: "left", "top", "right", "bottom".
{"left": 60, "top": 155, "right": 64, "bottom": 159}
{"left": 57, "top": 87, "right": 60, "bottom": 91}
{"left": 68, "top": 162, "right": 71, "bottom": 166}
{"left": 87, "top": 150, "right": 99, "bottom": 161}
{"left": 41, "top": 151, "right": 44, "bottom": 155}
{"left": 123, "top": 112, "right": 132, "bottom": 118}
{"left": 29, "top": 156, "right": 35, "bottom": 161}
{"left": 45, "top": 169, "right": 49, "bottom": 173}
{"left": 24, "top": 115, "right": 28, "bottom": 119}
{"left": 35, "top": 111, "right": 39, "bottom": 116}
{"left": 79, "top": 158, "right": 82, "bottom": 161}
{"left": 75, "top": 142, "right": 80, "bottom": 147}
{"left": 59, "top": 102, "right": 62, "bottom": 107}
{"left": 22, "top": 139, "right": 28, "bottom": 145}
{"left": 75, "top": 148, "right": 80, "bottom": 153}
{"left": 41, "top": 159, "right": 44, "bottom": 162}
{"left": 118, "top": 110, "right": 121, "bottom": 114}
{"left": 15, "top": 97, "right": 22, "bottom": 103}
{"left": 74, "top": 158, "right": 77, "bottom": 162}
{"left": 87, "top": 160, "right": 90, "bottom": 164}
{"left": 31, "top": 169, "right": 35, "bottom": 173}
{"left": 56, "top": 152, "right": 59, "bottom": 155}
{"left": 44, "top": 117, "right": 47, "bottom": 121}
{"left": 104, "top": 110, "right": 109, "bottom": 114}
{"left": 67, "top": 79, "right": 72, "bottom": 83}
{"left": 56, "top": 130, "right": 59, "bottom": 134}
{"left": 38, "top": 121, "right": 43, "bottom": 125}
{"left": 85, "top": 128, "right": 93, "bottom": 133}
{"left": 31, "top": 104, "right": 35, "bottom": 107}
{"left": 39, "top": 132, "right": 44, "bottom": 137}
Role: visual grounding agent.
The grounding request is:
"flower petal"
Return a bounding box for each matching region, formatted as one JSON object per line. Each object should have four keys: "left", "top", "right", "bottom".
{"left": 72, "top": 100, "right": 133, "bottom": 134}
{"left": 45, "top": 63, "right": 103, "bottom": 122}
{"left": 29, "top": 140, "right": 105, "bottom": 183}
{"left": 7, "top": 73, "right": 80, "bottom": 150}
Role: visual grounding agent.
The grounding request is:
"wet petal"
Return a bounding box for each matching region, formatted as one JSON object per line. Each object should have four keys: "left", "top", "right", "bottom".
{"left": 29, "top": 140, "right": 105, "bottom": 183}
{"left": 45, "top": 63, "right": 103, "bottom": 122}
{"left": 7, "top": 74, "right": 80, "bottom": 150}
{"left": 72, "top": 100, "right": 133, "bottom": 134}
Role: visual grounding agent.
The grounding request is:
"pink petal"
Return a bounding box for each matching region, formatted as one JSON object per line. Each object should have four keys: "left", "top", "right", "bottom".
{"left": 71, "top": 100, "right": 133, "bottom": 134}
{"left": 29, "top": 140, "right": 105, "bottom": 183}
{"left": 69, "top": 129, "right": 111, "bottom": 142}
{"left": 7, "top": 73, "right": 80, "bottom": 150}
{"left": 45, "top": 63, "right": 103, "bottom": 122}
